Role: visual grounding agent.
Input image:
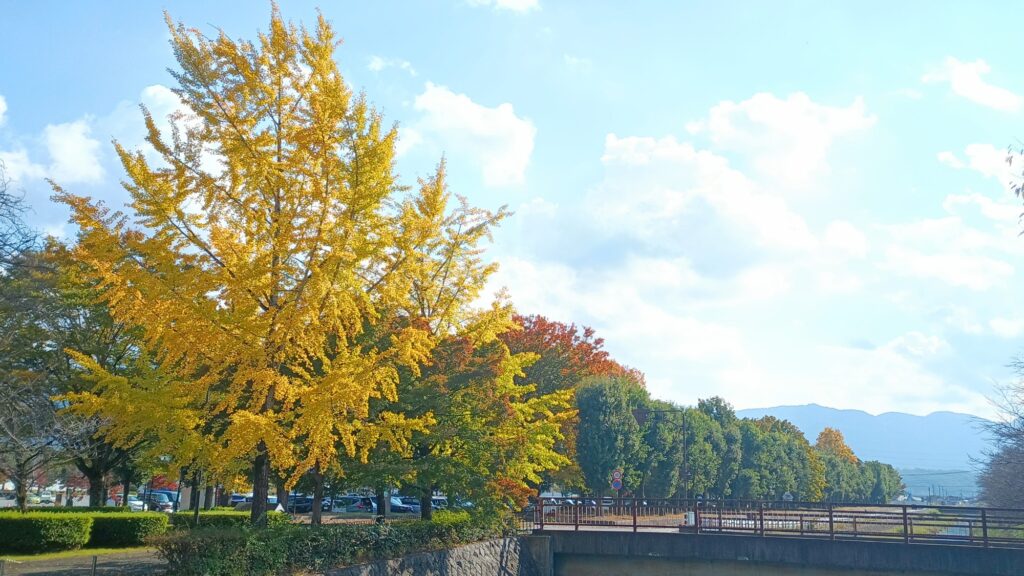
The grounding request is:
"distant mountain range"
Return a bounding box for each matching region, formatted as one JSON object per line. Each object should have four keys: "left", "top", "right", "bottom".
{"left": 736, "top": 404, "right": 992, "bottom": 497}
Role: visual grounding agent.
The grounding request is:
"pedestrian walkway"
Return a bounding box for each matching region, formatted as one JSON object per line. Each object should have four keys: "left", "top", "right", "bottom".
{"left": 0, "top": 550, "right": 164, "bottom": 575}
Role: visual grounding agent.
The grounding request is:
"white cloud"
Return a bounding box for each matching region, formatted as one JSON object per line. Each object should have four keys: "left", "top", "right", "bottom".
{"left": 0, "top": 121, "right": 103, "bottom": 185}
{"left": 563, "top": 54, "right": 591, "bottom": 70}
{"left": 942, "top": 193, "right": 1018, "bottom": 223}
{"left": 941, "top": 144, "right": 1012, "bottom": 188}
{"left": 990, "top": 317, "right": 1024, "bottom": 338}
{"left": 0, "top": 95, "right": 7, "bottom": 125}
{"left": 943, "top": 306, "right": 985, "bottom": 335}
{"left": 824, "top": 220, "right": 868, "bottom": 258}
{"left": 687, "top": 92, "right": 875, "bottom": 188}
{"left": 395, "top": 127, "right": 422, "bottom": 157}
{"left": 367, "top": 56, "right": 416, "bottom": 76}
{"left": 593, "top": 134, "right": 817, "bottom": 252}
{"left": 937, "top": 151, "right": 964, "bottom": 169}
{"left": 0, "top": 149, "right": 46, "bottom": 181}
{"left": 43, "top": 120, "right": 104, "bottom": 184}
{"left": 518, "top": 196, "right": 558, "bottom": 218}
{"left": 411, "top": 82, "right": 535, "bottom": 186}
{"left": 466, "top": 0, "right": 539, "bottom": 12}
{"left": 885, "top": 331, "right": 950, "bottom": 357}
{"left": 923, "top": 57, "right": 1022, "bottom": 112}
{"left": 883, "top": 244, "right": 1012, "bottom": 291}
{"left": 894, "top": 88, "right": 924, "bottom": 100}
{"left": 718, "top": 339, "right": 991, "bottom": 417}
{"left": 881, "top": 206, "right": 1024, "bottom": 291}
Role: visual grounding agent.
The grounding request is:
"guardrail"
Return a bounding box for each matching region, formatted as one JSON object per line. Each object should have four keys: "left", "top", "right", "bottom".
{"left": 521, "top": 498, "right": 1024, "bottom": 548}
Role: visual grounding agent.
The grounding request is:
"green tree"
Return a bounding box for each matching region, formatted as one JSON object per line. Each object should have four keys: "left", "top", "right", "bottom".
{"left": 699, "top": 397, "right": 741, "bottom": 498}
{"left": 575, "top": 376, "right": 644, "bottom": 497}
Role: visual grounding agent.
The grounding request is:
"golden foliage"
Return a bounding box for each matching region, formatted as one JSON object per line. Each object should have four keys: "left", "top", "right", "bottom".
{"left": 54, "top": 8, "right": 507, "bottom": 487}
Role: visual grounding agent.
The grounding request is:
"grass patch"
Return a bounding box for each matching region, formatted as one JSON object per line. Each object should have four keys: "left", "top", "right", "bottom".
{"left": 0, "top": 546, "right": 154, "bottom": 562}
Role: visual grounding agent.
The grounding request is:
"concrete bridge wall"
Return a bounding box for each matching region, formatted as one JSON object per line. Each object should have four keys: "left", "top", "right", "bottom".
{"left": 539, "top": 530, "right": 1024, "bottom": 576}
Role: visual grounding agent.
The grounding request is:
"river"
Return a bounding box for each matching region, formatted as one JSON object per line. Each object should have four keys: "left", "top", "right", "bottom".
{"left": 557, "top": 555, "right": 947, "bottom": 575}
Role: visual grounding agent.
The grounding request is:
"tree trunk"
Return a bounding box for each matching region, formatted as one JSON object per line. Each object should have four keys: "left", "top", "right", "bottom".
{"left": 275, "top": 476, "right": 289, "bottom": 512}
{"left": 251, "top": 442, "right": 271, "bottom": 526}
{"left": 190, "top": 469, "right": 202, "bottom": 527}
{"left": 203, "top": 484, "right": 215, "bottom": 510}
{"left": 311, "top": 467, "right": 324, "bottom": 526}
{"left": 420, "top": 487, "right": 433, "bottom": 521}
{"left": 121, "top": 474, "right": 131, "bottom": 509}
{"left": 15, "top": 478, "right": 28, "bottom": 513}
{"left": 189, "top": 473, "right": 201, "bottom": 511}
{"left": 217, "top": 485, "right": 232, "bottom": 507}
{"left": 86, "top": 471, "right": 107, "bottom": 507}
{"left": 375, "top": 485, "right": 388, "bottom": 522}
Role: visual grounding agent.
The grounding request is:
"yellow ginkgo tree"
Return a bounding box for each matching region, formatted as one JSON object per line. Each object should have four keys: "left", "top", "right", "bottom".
{"left": 56, "top": 8, "right": 506, "bottom": 525}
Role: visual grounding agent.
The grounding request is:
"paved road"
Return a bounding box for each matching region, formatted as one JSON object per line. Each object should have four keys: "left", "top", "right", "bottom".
{"left": 0, "top": 550, "right": 164, "bottom": 575}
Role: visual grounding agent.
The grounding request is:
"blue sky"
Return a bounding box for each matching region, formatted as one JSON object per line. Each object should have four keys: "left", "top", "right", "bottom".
{"left": 3, "top": 0, "right": 1024, "bottom": 417}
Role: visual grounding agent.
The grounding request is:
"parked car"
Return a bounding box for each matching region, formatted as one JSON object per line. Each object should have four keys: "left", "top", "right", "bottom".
{"left": 389, "top": 496, "right": 414, "bottom": 513}
{"left": 431, "top": 497, "right": 448, "bottom": 510}
{"left": 346, "top": 496, "right": 377, "bottom": 513}
{"left": 150, "top": 490, "right": 180, "bottom": 507}
{"left": 145, "top": 492, "right": 174, "bottom": 512}
{"left": 399, "top": 496, "right": 421, "bottom": 514}
{"left": 287, "top": 496, "right": 314, "bottom": 513}
{"left": 229, "top": 493, "right": 247, "bottom": 505}
{"left": 333, "top": 495, "right": 360, "bottom": 511}
{"left": 127, "top": 495, "right": 146, "bottom": 512}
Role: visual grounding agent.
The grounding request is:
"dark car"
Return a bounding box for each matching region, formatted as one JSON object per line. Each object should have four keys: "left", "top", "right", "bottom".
{"left": 144, "top": 492, "right": 174, "bottom": 512}
{"left": 287, "top": 496, "right": 314, "bottom": 513}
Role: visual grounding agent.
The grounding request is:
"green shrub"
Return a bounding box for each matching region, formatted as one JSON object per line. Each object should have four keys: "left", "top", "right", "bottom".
{"left": 89, "top": 513, "right": 169, "bottom": 547}
{"left": 151, "top": 528, "right": 251, "bottom": 576}
{"left": 155, "top": 511, "right": 504, "bottom": 575}
{"left": 0, "top": 512, "right": 93, "bottom": 553}
{"left": 170, "top": 510, "right": 290, "bottom": 529}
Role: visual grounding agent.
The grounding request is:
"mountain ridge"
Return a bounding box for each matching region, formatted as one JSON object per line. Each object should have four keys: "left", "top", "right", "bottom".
{"left": 735, "top": 403, "right": 991, "bottom": 472}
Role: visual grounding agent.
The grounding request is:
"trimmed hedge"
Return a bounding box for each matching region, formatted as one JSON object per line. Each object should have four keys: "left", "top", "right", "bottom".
{"left": 0, "top": 512, "right": 93, "bottom": 553}
{"left": 89, "top": 513, "right": 169, "bottom": 547}
{"left": 170, "top": 510, "right": 290, "bottom": 529}
{"left": 154, "top": 510, "right": 506, "bottom": 576}
{"left": 27, "top": 506, "right": 128, "bottom": 513}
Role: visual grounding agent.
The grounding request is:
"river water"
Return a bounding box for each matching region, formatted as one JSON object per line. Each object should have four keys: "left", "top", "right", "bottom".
{"left": 557, "top": 556, "right": 946, "bottom": 576}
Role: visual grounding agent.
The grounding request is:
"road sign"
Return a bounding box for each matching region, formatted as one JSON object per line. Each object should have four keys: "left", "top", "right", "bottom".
{"left": 611, "top": 478, "right": 623, "bottom": 491}
{"left": 611, "top": 469, "right": 622, "bottom": 480}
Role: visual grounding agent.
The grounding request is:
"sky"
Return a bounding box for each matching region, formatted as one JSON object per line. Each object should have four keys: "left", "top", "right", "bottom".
{"left": 2, "top": 1, "right": 1024, "bottom": 418}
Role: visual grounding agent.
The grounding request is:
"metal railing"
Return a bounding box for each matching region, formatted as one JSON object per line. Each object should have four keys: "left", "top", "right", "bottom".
{"left": 521, "top": 497, "right": 1024, "bottom": 548}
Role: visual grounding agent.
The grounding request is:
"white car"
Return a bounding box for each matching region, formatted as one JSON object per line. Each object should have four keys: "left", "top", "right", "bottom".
{"left": 127, "top": 496, "right": 146, "bottom": 512}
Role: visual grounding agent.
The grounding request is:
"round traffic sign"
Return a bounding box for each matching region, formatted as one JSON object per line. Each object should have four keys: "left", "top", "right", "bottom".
{"left": 611, "top": 478, "right": 623, "bottom": 491}
{"left": 611, "top": 469, "right": 622, "bottom": 480}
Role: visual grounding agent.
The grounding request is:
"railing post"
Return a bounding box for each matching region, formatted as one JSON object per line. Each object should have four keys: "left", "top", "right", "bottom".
{"left": 902, "top": 506, "right": 909, "bottom": 544}
{"left": 717, "top": 502, "right": 723, "bottom": 532}
{"left": 695, "top": 500, "right": 701, "bottom": 534}
{"left": 799, "top": 513, "right": 804, "bottom": 536}
{"left": 538, "top": 497, "right": 544, "bottom": 531}
{"left": 574, "top": 501, "right": 579, "bottom": 531}
{"left": 828, "top": 503, "right": 835, "bottom": 541}
{"left": 632, "top": 497, "right": 638, "bottom": 532}
{"left": 981, "top": 508, "right": 989, "bottom": 548}
{"left": 759, "top": 502, "right": 765, "bottom": 536}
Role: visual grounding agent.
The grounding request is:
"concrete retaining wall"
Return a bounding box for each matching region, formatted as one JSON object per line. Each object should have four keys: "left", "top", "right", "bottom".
{"left": 541, "top": 530, "right": 1024, "bottom": 576}
{"left": 324, "top": 536, "right": 552, "bottom": 576}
